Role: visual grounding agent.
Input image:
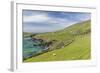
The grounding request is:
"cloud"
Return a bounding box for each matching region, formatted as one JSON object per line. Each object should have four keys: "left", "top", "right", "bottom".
{"left": 76, "top": 13, "right": 91, "bottom": 21}
{"left": 23, "top": 12, "right": 76, "bottom": 26}
{"left": 23, "top": 10, "right": 91, "bottom": 33}
{"left": 23, "top": 13, "right": 50, "bottom": 23}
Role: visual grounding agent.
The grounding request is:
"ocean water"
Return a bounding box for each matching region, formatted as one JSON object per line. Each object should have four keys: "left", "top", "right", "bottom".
{"left": 23, "top": 37, "right": 44, "bottom": 59}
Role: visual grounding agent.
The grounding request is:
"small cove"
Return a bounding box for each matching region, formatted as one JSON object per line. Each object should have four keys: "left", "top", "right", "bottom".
{"left": 23, "top": 37, "right": 47, "bottom": 59}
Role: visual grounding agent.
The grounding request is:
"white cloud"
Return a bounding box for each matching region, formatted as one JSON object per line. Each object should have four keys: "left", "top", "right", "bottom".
{"left": 23, "top": 13, "right": 50, "bottom": 23}
{"left": 23, "top": 12, "right": 74, "bottom": 28}
{"left": 47, "top": 18, "right": 77, "bottom": 27}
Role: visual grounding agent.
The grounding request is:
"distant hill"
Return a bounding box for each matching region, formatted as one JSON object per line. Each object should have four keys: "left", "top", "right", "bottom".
{"left": 24, "top": 20, "right": 91, "bottom": 62}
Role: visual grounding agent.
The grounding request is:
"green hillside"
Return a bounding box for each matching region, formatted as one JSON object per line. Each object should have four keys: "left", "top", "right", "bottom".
{"left": 24, "top": 20, "right": 91, "bottom": 62}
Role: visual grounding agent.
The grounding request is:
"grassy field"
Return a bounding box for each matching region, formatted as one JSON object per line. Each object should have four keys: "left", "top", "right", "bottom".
{"left": 24, "top": 20, "right": 91, "bottom": 62}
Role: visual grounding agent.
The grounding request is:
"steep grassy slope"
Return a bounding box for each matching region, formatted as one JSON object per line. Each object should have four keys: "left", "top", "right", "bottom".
{"left": 25, "top": 34, "right": 90, "bottom": 62}
{"left": 24, "top": 20, "right": 91, "bottom": 62}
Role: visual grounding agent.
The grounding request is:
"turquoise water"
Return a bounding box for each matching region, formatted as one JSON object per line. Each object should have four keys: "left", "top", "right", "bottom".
{"left": 23, "top": 37, "right": 45, "bottom": 59}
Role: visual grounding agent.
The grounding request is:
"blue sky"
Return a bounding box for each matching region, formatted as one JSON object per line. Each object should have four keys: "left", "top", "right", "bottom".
{"left": 23, "top": 10, "right": 91, "bottom": 33}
